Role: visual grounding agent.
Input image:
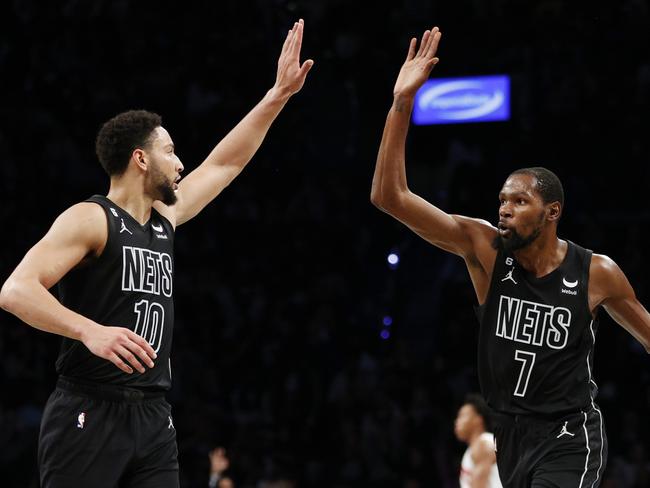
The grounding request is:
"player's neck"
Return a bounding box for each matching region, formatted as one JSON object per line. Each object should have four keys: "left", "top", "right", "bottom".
{"left": 513, "top": 233, "right": 566, "bottom": 278}
{"left": 467, "top": 429, "right": 484, "bottom": 446}
{"left": 107, "top": 178, "right": 154, "bottom": 225}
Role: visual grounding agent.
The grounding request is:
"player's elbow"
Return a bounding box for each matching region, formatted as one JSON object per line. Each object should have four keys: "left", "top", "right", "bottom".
{"left": 371, "top": 188, "right": 404, "bottom": 214}
{"left": 370, "top": 188, "right": 385, "bottom": 210}
{"left": 0, "top": 278, "right": 18, "bottom": 314}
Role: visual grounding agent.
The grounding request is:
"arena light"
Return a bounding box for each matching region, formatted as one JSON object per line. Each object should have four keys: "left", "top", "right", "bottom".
{"left": 413, "top": 75, "right": 510, "bottom": 125}
{"left": 387, "top": 252, "right": 399, "bottom": 269}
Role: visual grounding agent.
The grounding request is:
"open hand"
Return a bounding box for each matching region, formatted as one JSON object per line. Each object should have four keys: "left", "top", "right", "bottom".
{"left": 274, "top": 19, "right": 314, "bottom": 96}
{"left": 393, "top": 26, "right": 442, "bottom": 98}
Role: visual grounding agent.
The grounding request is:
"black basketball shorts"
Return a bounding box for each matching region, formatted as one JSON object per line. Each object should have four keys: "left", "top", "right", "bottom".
{"left": 493, "top": 405, "right": 607, "bottom": 488}
{"left": 38, "top": 377, "right": 179, "bottom": 488}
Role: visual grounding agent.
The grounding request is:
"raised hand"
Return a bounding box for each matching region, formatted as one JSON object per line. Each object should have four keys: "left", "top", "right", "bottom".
{"left": 393, "top": 26, "right": 442, "bottom": 98}
{"left": 274, "top": 19, "right": 314, "bottom": 96}
{"left": 81, "top": 324, "right": 157, "bottom": 374}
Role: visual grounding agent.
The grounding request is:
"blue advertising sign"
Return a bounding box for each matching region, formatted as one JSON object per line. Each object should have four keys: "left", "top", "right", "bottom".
{"left": 412, "top": 75, "right": 510, "bottom": 125}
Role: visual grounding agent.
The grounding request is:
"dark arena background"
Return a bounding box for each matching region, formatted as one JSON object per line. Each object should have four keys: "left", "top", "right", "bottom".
{"left": 1, "top": 1, "right": 650, "bottom": 487}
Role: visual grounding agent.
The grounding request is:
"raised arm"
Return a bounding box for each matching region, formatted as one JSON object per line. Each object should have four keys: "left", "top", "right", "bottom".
{"left": 0, "top": 204, "right": 157, "bottom": 373}
{"left": 370, "top": 27, "right": 496, "bottom": 266}
{"left": 590, "top": 254, "right": 650, "bottom": 353}
{"left": 169, "top": 19, "right": 314, "bottom": 226}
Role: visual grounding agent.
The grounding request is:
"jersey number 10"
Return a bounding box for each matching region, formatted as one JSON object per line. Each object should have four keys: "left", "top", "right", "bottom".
{"left": 133, "top": 299, "right": 165, "bottom": 354}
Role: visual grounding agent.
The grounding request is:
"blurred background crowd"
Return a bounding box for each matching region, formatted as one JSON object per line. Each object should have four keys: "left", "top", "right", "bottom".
{"left": 1, "top": 0, "right": 650, "bottom": 486}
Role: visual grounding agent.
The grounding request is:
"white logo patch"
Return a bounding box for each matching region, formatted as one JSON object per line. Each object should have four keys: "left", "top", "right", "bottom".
{"left": 562, "top": 277, "right": 578, "bottom": 288}
{"left": 556, "top": 421, "right": 575, "bottom": 438}
{"left": 152, "top": 223, "right": 163, "bottom": 232}
{"left": 501, "top": 267, "right": 517, "bottom": 284}
{"left": 119, "top": 218, "right": 132, "bottom": 235}
{"left": 77, "top": 412, "right": 86, "bottom": 429}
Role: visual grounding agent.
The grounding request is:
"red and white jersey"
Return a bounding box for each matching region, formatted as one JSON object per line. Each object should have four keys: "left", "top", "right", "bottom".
{"left": 460, "top": 432, "right": 503, "bottom": 488}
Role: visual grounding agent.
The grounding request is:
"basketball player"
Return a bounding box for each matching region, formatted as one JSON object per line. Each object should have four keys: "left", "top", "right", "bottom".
{"left": 371, "top": 26, "right": 650, "bottom": 487}
{"left": 0, "top": 19, "right": 313, "bottom": 488}
{"left": 455, "top": 394, "right": 503, "bottom": 488}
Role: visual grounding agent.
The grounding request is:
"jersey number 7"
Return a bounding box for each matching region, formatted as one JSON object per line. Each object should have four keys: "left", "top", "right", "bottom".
{"left": 513, "top": 350, "right": 536, "bottom": 397}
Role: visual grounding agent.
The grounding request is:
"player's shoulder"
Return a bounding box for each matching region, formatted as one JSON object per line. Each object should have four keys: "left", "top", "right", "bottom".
{"left": 452, "top": 215, "right": 498, "bottom": 237}
{"left": 47, "top": 201, "right": 109, "bottom": 247}
{"left": 589, "top": 253, "right": 628, "bottom": 293}
{"left": 590, "top": 253, "right": 621, "bottom": 276}
{"left": 452, "top": 215, "right": 498, "bottom": 263}
{"left": 471, "top": 432, "right": 497, "bottom": 459}
{"left": 452, "top": 215, "right": 495, "bottom": 229}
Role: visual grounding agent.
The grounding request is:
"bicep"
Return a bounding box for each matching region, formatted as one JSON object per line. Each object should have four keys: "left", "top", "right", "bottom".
{"left": 9, "top": 204, "right": 105, "bottom": 289}
{"left": 593, "top": 255, "right": 650, "bottom": 352}
{"left": 602, "top": 295, "right": 650, "bottom": 352}
{"left": 174, "top": 163, "right": 237, "bottom": 226}
{"left": 388, "top": 191, "right": 495, "bottom": 258}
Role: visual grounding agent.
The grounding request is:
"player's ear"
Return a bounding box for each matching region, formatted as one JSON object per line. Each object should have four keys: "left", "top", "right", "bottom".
{"left": 132, "top": 149, "right": 147, "bottom": 171}
{"left": 548, "top": 202, "right": 561, "bottom": 222}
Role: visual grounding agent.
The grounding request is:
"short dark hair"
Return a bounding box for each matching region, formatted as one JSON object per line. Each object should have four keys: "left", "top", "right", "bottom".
{"left": 464, "top": 393, "right": 493, "bottom": 431}
{"left": 510, "top": 167, "right": 564, "bottom": 208}
{"left": 95, "top": 110, "right": 162, "bottom": 176}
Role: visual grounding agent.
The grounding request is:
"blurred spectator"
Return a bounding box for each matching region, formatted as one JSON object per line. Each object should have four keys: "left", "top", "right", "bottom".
{"left": 209, "top": 447, "right": 234, "bottom": 488}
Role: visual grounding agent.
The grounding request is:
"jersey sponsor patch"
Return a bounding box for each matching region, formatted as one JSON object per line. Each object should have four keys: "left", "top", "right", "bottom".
{"left": 562, "top": 277, "right": 578, "bottom": 288}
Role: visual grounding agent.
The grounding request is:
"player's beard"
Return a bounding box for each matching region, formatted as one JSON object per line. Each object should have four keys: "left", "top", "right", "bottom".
{"left": 148, "top": 163, "right": 177, "bottom": 205}
{"left": 493, "top": 212, "right": 545, "bottom": 252}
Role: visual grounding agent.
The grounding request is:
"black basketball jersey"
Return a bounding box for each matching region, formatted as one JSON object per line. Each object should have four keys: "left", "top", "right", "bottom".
{"left": 56, "top": 195, "right": 175, "bottom": 391}
{"left": 476, "top": 240, "right": 598, "bottom": 415}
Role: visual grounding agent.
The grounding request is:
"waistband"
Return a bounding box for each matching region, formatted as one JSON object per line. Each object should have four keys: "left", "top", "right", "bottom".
{"left": 57, "top": 376, "right": 165, "bottom": 403}
{"left": 492, "top": 405, "right": 596, "bottom": 427}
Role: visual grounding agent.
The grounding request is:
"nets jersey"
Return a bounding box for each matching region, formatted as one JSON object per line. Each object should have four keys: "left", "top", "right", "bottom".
{"left": 56, "top": 195, "right": 174, "bottom": 391}
{"left": 460, "top": 432, "right": 503, "bottom": 488}
{"left": 476, "top": 240, "right": 598, "bottom": 415}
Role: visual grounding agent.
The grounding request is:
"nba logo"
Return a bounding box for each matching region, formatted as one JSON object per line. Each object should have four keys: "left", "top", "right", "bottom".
{"left": 77, "top": 412, "right": 86, "bottom": 429}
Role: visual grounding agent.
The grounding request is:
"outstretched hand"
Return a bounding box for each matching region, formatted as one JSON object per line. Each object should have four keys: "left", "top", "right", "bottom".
{"left": 393, "top": 26, "right": 442, "bottom": 98}
{"left": 274, "top": 19, "right": 314, "bottom": 96}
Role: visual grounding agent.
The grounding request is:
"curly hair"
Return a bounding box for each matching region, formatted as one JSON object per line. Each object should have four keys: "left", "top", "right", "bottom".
{"left": 464, "top": 393, "right": 494, "bottom": 431}
{"left": 510, "top": 167, "right": 564, "bottom": 208}
{"left": 95, "top": 110, "right": 162, "bottom": 176}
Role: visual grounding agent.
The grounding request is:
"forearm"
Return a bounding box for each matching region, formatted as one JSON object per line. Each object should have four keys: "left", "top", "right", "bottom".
{"left": 204, "top": 86, "right": 292, "bottom": 175}
{"left": 371, "top": 94, "right": 415, "bottom": 209}
{"left": 0, "top": 278, "right": 96, "bottom": 341}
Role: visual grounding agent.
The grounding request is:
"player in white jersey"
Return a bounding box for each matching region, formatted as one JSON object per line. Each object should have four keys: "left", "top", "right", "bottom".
{"left": 455, "top": 394, "right": 503, "bottom": 488}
